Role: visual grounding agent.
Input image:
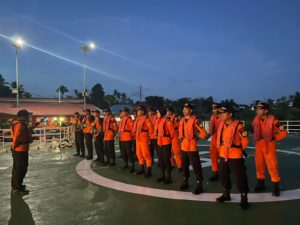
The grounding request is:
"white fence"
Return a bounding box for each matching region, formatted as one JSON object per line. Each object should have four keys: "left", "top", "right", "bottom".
{"left": 0, "top": 126, "right": 74, "bottom": 152}
{"left": 280, "top": 120, "right": 300, "bottom": 134}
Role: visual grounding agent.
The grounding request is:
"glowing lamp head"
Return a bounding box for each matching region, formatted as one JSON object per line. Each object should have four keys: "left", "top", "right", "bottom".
{"left": 12, "top": 37, "right": 25, "bottom": 49}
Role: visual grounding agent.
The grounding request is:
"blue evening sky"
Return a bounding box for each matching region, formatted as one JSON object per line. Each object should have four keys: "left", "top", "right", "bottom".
{"left": 0, "top": 0, "right": 299, "bottom": 103}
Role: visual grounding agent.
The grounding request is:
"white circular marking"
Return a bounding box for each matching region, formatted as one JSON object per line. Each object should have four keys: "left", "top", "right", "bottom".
{"left": 76, "top": 158, "right": 300, "bottom": 202}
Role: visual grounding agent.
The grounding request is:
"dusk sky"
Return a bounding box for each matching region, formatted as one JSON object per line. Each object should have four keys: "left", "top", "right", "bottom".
{"left": 0, "top": 0, "right": 299, "bottom": 104}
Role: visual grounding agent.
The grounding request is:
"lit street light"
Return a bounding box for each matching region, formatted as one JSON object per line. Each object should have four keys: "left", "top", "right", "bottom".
{"left": 80, "top": 42, "right": 95, "bottom": 110}
{"left": 12, "top": 37, "right": 25, "bottom": 108}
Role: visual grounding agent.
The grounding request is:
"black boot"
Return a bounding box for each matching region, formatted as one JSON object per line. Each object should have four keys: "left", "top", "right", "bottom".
{"left": 272, "top": 182, "right": 280, "bottom": 197}
{"left": 129, "top": 164, "right": 135, "bottom": 174}
{"left": 164, "top": 170, "right": 172, "bottom": 184}
{"left": 179, "top": 178, "right": 189, "bottom": 190}
{"left": 193, "top": 180, "right": 204, "bottom": 195}
{"left": 254, "top": 179, "right": 266, "bottom": 192}
{"left": 135, "top": 165, "right": 145, "bottom": 175}
{"left": 156, "top": 170, "right": 165, "bottom": 182}
{"left": 209, "top": 171, "right": 219, "bottom": 181}
{"left": 239, "top": 193, "right": 249, "bottom": 210}
{"left": 144, "top": 167, "right": 152, "bottom": 178}
{"left": 216, "top": 189, "right": 231, "bottom": 202}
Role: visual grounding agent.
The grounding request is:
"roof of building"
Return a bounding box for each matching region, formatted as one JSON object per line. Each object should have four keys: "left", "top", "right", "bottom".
{"left": 0, "top": 101, "right": 101, "bottom": 116}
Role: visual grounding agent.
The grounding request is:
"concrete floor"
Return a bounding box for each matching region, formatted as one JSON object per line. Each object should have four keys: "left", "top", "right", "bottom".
{"left": 1, "top": 136, "right": 300, "bottom": 225}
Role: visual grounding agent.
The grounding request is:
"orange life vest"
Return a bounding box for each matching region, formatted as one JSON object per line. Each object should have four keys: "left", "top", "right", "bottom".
{"left": 156, "top": 117, "right": 174, "bottom": 146}
{"left": 149, "top": 114, "right": 157, "bottom": 139}
{"left": 209, "top": 114, "right": 221, "bottom": 135}
{"left": 216, "top": 120, "right": 240, "bottom": 148}
{"left": 82, "top": 116, "right": 93, "bottom": 134}
{"left": 10, "top": 119, "right": 33, "bottom": 152}
{"left": 119, "top": 116, "right": 133, "bottom": 141}
{"left": 178, "top": 115, "right": 197, "bottom": 140}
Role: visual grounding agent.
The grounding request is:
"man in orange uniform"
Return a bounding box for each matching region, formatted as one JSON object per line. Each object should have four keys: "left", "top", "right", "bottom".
{"left": 253, "top": 102, "right": 288, "bottom": 196}
{"left": 155, "top": 107, "right": 175, "bottom": 184}
{"left": 178, "top": 103, "right": 207, "bottom": 195}
{"left": 166, "top": 106, "right": 182, "bottom": 172}
{"left": 82, "top": 109, "right": 94, "bottom": 160}
{"left": 10, "top": 109, "right": 34, "bottom": 195}
{"left": 208, "top": 103, "right": 222, "bottom": 181}
{"left": 148, "top": 107, "right": 158, "bottom": 164}
{"left": 119, "top": 107, "right": 135, "bottom": 173}
{"left": 92, "top": 110, "right": 104, "bottom": 163}
{"left": 103, "top": 108, "right": 118, "bottom": 166}
{"left": 71, "top": 112, "right": 85, "bottom": 157}
{"left": 216, "top": 105, "right": 249, "bottom": 210}
{"left": 133, "top": 105, "right": 154, "bottom": 177}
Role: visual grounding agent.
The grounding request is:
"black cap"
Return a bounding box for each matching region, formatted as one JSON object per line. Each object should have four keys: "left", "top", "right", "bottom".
{"left": 256, "top": 102, "right": 270, "bottom": 110}
{"left": 83, "top": 109, "right": 91, "bottom": 113}
{"left": 220, "top": 104, "right": 235, "bottom": 114}
{"left": 183, "top": 102, "right": 194, "bottom": 109}
{"left": 120, "top": 107, "right": 130, "bottom": 113}
{"left": 136, "top": 105, "right": 146, "bottom": 112}
{"left": 92, "top": 110, "right": 100, "bottom": 114}
{"left": 17, "top": 109, "right": 30, "bottom": 118}
{"left": 166, "top": 106, "right": 174, "bottom": 113}
{"left": 103, "top": 108, "right": 112, "bottom": 113}
{"left": 157, "top": 107, "right": 167, "bottom": 117}
{"left": 147, "top": 107, "right": 155, "bottom": 112}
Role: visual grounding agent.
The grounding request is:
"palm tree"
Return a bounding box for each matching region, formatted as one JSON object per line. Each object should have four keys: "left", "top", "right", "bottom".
{"left": 56, "top": 85, "right": 69, "bottom": 99}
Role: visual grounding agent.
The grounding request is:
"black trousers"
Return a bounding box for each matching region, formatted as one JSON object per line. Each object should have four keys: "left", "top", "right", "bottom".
{"left": 75, "top": 131, "right": 85, "bottom": 155}
{"left": 94, "top": 134, "right": 104, "bottom": 162}
{"left": 104, "top": 140, "right": 115, "bottom": 164}
{"left": 84, "top": 133, "right": 93, "bottom": 158}
{"left": 132, "top": 139, "right": 137, "bottom": 160}
{"left": 150, "top": 139, "right": 158, "bottom": 162}
{"left": 219, "top": 157, "right": 249, "bottom": 193}
{"left": 11, "top": 151, "right": 28, "bottom": 190}
{"left": 120, "top": 141, "right": 134, "bottom": 165}
{"left": 157, "top": 144, "right": 172, "bottom": 177}
{"left": 180, "top": 150, "right": 203, "bottom": 182}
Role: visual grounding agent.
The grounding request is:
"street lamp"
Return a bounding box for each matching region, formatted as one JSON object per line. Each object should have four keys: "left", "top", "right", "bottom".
{"left": 12, "top": 37, "right": 25, "bottom": 108}
{"left": 80, "top": 42, "right": 95, "bottom": 110}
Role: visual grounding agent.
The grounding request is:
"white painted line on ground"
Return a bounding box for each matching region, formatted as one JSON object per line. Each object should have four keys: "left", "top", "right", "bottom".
{"left": 76, "top": 159, "right": 300, "bottom": 203}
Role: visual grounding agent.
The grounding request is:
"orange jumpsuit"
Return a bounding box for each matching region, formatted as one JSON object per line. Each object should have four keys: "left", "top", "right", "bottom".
{"left": 253, "top": 115, "right": 288, "bottom": 182}
{"left": 133, "top": 115, "right": 153, "bottom": 167}
{"left": 209, "top": 114, "right": 222, "bottom": 172}
{"left": 169, "top": 114, "right": 182, "bottom": 168}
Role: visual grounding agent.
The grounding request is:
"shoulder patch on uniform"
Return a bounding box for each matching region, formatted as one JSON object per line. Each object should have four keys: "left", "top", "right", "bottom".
{"left": 279, "top": 125, "right": 285, "bottom": 131}
{"left": 242, "top": 131, "right": 248, "bottom": 137}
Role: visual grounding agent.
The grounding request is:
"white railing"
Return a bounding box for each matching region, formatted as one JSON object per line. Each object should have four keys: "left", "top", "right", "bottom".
{"left": 0, "top": 126, "right": 75, "bottom": 152}
{"left": 280, "top": 120, "right": 300, "bottom": 134}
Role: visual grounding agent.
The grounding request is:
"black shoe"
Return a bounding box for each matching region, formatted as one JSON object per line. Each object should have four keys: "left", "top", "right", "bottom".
{"left": 239, "top": 193, "right": 249, "bottom": 210}
{"left": 254, "top": 179, "right": 266, "bottom": 192}
{"left": 209, "top": 172, "right": 219, "bottom": 181}
{"left": 85, "top": 156, "right": 93, "bottom": 160}
{"left": 144, "top": 167, "right": 152, "bottom": 178}
{"left": 164, "top": 177, "right": 172, "bottom": 184}
{"left": 135, "top": 165, "right": 145, "bottom": 175}
{"left": 93, "top": 158, "right": 101, "bottom": 162}
{"left": 73, "top": 153, "right": 80, "bottom": 156}
{"left": 272, "top": 182, "right": 280, "bottom": 197}
{"left": 192, "top": 181, "right": 203, "bottom": 195}
{"left": 179, "top": 179, "right": 189, "bottom": 190}
{"left": 129, "top": 167, "right": 135, "bottom": 174}
{"left": 156, "top": 176, "right": 165, "bottom": 182}
{"left": 216, "top": 192, "right": 231, "bottom": 203}
{"left": 80, "top": 154, "right": 85, "bottom": 158}
{"left": 12, "top": 189, "right": 29, "bottom": 196}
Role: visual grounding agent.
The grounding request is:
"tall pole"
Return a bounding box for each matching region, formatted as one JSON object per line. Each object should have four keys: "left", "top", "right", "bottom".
{"left": 15, "top": 48, "right": 19, "bottom": 108}
{"left": 83, "top": 50, "right": 87, "bottom": 110}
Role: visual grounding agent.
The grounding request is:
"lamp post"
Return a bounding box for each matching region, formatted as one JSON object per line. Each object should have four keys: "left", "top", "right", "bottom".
{"left": 80, "top": 42, "right": 95, "bottom": 110}
{"left": 12, "top": 37, "right": 25, "bottom": 109}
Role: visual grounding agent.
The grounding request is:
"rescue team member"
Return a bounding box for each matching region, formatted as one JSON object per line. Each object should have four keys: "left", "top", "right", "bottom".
{"left": 71, "top": 112, "right": 85, "bottom": 157}
{"left": 132, "top": 110, "right": 138, "bottom": 161}
{"left": 103, "top": 108, "right": 118, "bottom": 166}
{"left": 178, "top": 103, "right": 207, "bottom": 195}
{"left": 155, "top": 107, "right": 175, "bottom": 184}
{"left": 133, "top": 105, "right": 154, "bottom": 177}
{"left": 10, "top": 110, "right": 34, "bottom": 195}
{"left": 148, "top": 107, "right": 158, "bottom": 164}
{"left": 119, "top": 107, "right": 135, "bottom": 173}
{"left": 208, "top": 103, "right": 222, "bottom": 181}
{"left": 216, "top": 105, "right": 249, "bottom": 210}
{"left": 253, "top": 102, "right": 288, "bottom": 196}
{"left": 166, "top": 106, "right": 182, "bottom": 172}
{"left": 82, "top": 109, "right": 94, "bottom": 160}
{"left": 91, "top": 110, "right": 104, "bottom": 163}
